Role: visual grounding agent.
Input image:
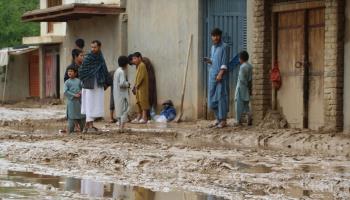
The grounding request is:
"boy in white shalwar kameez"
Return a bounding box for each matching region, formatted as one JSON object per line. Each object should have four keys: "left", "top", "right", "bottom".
{"left": 113, "top": 56, "right": 131, "bottom": 129}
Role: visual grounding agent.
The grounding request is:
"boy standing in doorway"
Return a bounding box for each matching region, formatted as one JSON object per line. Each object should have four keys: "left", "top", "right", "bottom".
{"left": 204, "top": 28, "right": 230, "bottom": 128}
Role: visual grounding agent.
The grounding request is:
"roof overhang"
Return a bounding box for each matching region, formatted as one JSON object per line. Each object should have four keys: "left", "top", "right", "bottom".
{"left": 22, "top": 3, "right": 125, "bottom": 22}
{"left": 9, "top": 46, "right": 39, "bottom": 56}
{"left": 23, "top": 36, "right": 65, "bottom": 45}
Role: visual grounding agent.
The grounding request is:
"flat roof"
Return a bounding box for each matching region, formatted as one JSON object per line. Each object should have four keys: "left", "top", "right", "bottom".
{"left": 22, "top": 36, "right": 65, "bottom": 45}
{"left": 22, "top": 3, "right": 125, "bottom": 22}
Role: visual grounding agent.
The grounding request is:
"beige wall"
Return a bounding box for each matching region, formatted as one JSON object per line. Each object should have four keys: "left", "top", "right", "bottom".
{"left": 127, "top": 0, "right": 201, "bottom": 120}
{"left": 126, "top": 0, "right": 252, "bottom": 120}
{"left": 40, "top": 23, "right": 66, "bottom": 36}
{"left": 0, "top": 55, "right": 30, "bottom": 102}
{"left": 344, "top": 2, "right": 350, "bottom": 131}
{"left": 62, "top": 15, "right": 125, "bottom": 75}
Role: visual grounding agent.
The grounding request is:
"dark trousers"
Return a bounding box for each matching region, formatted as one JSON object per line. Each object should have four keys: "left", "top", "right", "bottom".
{"left": 67, "top": 118, "right": 85, "bottom": 134}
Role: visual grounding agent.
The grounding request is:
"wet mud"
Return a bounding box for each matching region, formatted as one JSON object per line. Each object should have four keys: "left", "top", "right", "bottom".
{"left": 1, "top": 106, "right": 350, "bottom": 199}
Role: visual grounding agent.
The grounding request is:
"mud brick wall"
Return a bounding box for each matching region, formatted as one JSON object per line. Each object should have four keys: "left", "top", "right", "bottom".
{"left": 251, "top": 0, "right": 272, "bottom": 124}
{"left": 324, "top": 0, "right": 345, "bottom": 131}
{"left": 251, "top": 0, "right": 345, "bottom": 130}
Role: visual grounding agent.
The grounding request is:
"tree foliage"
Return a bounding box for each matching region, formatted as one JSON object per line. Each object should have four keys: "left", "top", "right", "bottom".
{"left": 0, "top": 0, "right": 39, "bottom": 48}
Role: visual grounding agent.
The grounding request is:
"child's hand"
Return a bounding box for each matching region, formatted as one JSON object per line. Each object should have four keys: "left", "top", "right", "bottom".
{"left": 74, "top": 93, "right": 81, "bottom": 98}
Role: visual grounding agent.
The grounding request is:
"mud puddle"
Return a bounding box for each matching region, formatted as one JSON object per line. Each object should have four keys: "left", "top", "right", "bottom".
{"left": 0, "top": 169, "right": 226, "bottom": 200}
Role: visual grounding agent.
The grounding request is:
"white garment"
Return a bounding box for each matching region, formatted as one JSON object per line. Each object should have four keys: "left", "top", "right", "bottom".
{"left": 80, "top": 179, "right": 104, "bottom": 197}
{"left": 0, "top": 49, "right": 9, "bottom": 67}
{"left": 113, "top": 67, "right": 130, "bottom": 123}
{"left": 81, "top": 79, "right": 104, "bottom": 122}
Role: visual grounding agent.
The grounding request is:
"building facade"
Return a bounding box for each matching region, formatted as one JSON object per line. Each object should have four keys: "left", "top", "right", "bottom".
{"left": 0, "top": 47, "right": 39, "bottom": 102}
{"left": 22, "top": 0, "right": 349, "bottom": 132}
{"left": 22, "top": 0, "right": 252, "bottom": 121}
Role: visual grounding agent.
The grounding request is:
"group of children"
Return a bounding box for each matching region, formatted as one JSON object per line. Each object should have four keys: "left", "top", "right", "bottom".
{"left": 63, "top": 30, "right": 253, "bottom": 134}
{"left": 64, "top": 53, "right": 134, "bottom": 134}
{"left": 64, "top": 37, "right": 158, "bottom": 134}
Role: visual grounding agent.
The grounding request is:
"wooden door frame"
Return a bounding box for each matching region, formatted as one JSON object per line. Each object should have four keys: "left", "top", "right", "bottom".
{"left": 28, "top": 50, "right": 40, "bottom": 98}
{"left": 272, "top": 0, "right": 324, "bottom": 12}
{"left": 272, "top": 1, "right": 325, "bottom": 69}
{"left": 272, "top": 1, "right": 325, "bottom": 128}
{"left": 202, "top": 0, "right": 247, "bottom": 120}
{"left": 43, "top": 45, "right": 60, "bottom": 98}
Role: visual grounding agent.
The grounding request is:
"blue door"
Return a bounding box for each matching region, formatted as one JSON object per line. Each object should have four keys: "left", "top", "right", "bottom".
{"left": 203, "top": 0, "right": 247, "bottom": 119}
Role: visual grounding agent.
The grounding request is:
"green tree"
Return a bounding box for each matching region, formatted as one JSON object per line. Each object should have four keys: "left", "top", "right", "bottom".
{"left": 0, "top": 0, "right": 39, "bottom": 48}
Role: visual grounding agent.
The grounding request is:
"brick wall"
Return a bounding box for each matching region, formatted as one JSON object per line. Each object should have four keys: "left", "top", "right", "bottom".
{"left": 251, "top": 0, "right": 345, "bottom": 130}
{"left": 251, "top": 0, "right": 272, "bottom": 124}
{"left": 324, "top": 0, "right": 345, "bottom": 131}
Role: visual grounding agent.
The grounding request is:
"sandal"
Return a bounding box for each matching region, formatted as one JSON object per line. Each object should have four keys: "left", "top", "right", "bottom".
{"left": 216, "top": 122, "right": 227, "bottom": 129}
{"left": 138, "top": 119, "right": 147, "bottom": 124}
{"left": 131, "top": 118, "right": 140, "bottom": 124}
{"left": 208, "top": 121, "right": 220, "bottom": 128}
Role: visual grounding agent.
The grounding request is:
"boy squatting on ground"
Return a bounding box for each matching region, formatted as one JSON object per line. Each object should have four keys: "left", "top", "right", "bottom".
{"left": 64, "top": 66, "right": 85, "bottom": 134}
{"left": 113, "top": 56, "right": 131, "bottom": 129}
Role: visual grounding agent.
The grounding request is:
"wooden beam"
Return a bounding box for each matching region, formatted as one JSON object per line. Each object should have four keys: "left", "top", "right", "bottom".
{"left": 272, "top": 1, "right": 325, "bottom": 13}
{"left": 22, "top": 3, "right": 125, "bottom": 22}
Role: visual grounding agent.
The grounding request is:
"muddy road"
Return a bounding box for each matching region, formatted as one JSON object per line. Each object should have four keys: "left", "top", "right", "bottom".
{"left": 1, "top": 107, "right": 350, "bottom": 199}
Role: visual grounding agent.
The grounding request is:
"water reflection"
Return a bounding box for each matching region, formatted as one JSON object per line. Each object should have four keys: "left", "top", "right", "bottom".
{"left": 1, "top": 170, "right": 226, "bottom": 200}
{"left": 81, "top": 179, "right": 104, "bottom": 197}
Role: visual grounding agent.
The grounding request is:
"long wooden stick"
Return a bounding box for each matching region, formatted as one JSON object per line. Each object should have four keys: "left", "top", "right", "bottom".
{"left": 2, "top": 64, "right": 8, "bottom": 105}
{"left": 175, "top": 34, "right": 193, "bottom": 123}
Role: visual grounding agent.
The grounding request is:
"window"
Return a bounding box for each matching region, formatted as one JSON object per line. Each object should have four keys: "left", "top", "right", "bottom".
{"left": 47, "top": 0, "right": 62, "bottom": 8}
{"left": 47, "top": 0, "right": 62, "bottom": 33}
{"left": 47, "top": 22, "right": 54, "bottom": 33}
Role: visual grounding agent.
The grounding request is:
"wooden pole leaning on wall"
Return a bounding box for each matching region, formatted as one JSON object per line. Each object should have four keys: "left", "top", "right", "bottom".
{"left": 175, "top": 34, "right": 193, "bottom": 123}
{"left": 2, "top": 64, "right": 8, "bottom": 105}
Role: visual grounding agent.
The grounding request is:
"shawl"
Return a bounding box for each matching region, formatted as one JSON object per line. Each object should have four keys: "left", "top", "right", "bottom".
{"left": 79, "top": 51, "right": 109, "bottom": 87}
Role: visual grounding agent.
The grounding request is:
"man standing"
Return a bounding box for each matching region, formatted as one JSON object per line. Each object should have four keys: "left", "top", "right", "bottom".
{"left": 235, "top": 51, "right": 253, "bottom": 126}
{"left": 79, "top": 40, "right": 109, "bottom": 132}
{"left": 204, "top": 28, "right": 229, "bottom": 128}
{"left": 131, "top": 52, "right": 150, "bottom": 124}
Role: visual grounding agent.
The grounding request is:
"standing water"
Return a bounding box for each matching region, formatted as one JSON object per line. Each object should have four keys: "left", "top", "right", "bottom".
{"left": 0, "top": 169, "right": 225, "bottom": 199}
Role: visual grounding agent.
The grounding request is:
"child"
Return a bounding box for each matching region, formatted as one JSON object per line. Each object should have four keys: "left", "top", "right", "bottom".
{"left": 64, "top": 66, "right": 85, "bottom": 134}
{"left": 235, "top": 51, "right": 253, "bottom": 126}
{"left": 113, "top": 56, "right": 131, "bottom": 129}
{"left": 109, "top": 70, "right": 117, "bottom": 123}
{"left": 159, "top": 100, "right": 176, "bottom": 122}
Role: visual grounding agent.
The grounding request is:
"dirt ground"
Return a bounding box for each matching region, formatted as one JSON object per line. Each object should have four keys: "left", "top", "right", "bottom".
{"left": 1, "top": 105, "right": 350, "bottom": 199}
